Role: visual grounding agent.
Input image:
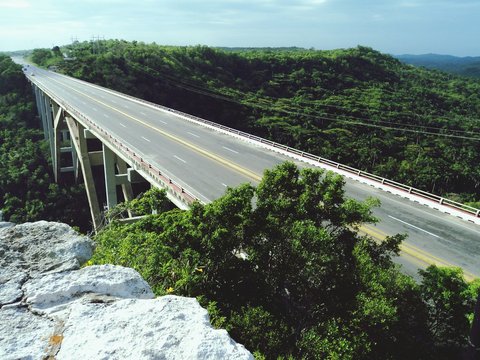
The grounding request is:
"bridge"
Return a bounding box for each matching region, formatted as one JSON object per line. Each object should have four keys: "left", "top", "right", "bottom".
{"left": 23, "top": 63, "right": 479, "bottom": 281}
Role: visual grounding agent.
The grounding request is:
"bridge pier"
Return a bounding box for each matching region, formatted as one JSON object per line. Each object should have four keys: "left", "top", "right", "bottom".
{"left": 43, "top": 94, "right": 55, "bottom": 164}
{"left": 116, "top": 158, "right": 135, "bottom": 217}
{"left": 66, "top": 117, "right": 102, "bottom": 231}
{"left": 103, "top": 144, "right": 118, "bottom": 210}
{"left": 30, "top": 82, "right": 191, "bottom": 231}
{"left": 34, "top": 86, "right": 49, "bottom": 141}
{"left": 52, "top": 103, "right": 63, "bottom": 182}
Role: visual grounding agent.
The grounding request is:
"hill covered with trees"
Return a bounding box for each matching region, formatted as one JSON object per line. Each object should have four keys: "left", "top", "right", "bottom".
{"left": 396, "top": 54, "right": 480, "bottom": 79}
{"left": 32, "top": 41, "right": 480, "bottom": 207}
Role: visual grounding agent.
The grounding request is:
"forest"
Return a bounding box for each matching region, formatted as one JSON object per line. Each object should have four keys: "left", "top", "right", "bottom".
{"left": 30, "top": 40, "right": 480, "bottom": 208}
{"left": 0, "top": 54, "right": 89, "bottom": 229}
{"left": 2, "top": 44, "right": 480, "bottom": 358}
{"left": 396, "top": 54, "right": 480, "bottom": 79}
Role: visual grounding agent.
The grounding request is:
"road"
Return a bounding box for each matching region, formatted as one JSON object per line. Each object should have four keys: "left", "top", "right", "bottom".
{"left": 22, "top": 62, "right": 480, "bottom": 281}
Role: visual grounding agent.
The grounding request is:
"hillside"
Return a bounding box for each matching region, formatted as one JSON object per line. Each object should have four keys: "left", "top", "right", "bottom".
{"left": 32, "top": 42, "right": 480, "bottom": 206}
{"left": 396, "top": 54, "right": 480, "bottom": 79}
{"left": 5, "top": 45, "right": 479, "bottom": 359}
{"left": 0, "top": 55, "right": 89, "bottom": 229}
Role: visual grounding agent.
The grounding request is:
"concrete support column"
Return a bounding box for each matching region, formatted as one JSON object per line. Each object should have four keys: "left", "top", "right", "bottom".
{"left": 52, "top": 105, "right": 63, "bottom": 182}
{"left": 66, "top": 118, "right": 102, "bottom": 231}
{"left": 43, "top": 95, "right": 55, "bottom": 163}
{"left": 35, "top": 89, "right": 49, "bottom": 141}
{"left": 115, "top": 157, "right": 134, "bottom": 217}
{"left": 103, "top": 144, "right": 118, "bottom": 210}
{"left": 71, "top": 136, "right": 79, "bottom": 181}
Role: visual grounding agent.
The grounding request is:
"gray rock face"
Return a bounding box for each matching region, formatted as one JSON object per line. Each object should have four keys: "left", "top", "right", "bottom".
{"left": 57, "top": 296, "right": 250, "bottom": 360}
{"left": 0, "top": 221, "right": 253, "bottom": 360}
{"left": 0, "top": 221, "right": 94, "bottom": 309}
{"left": 24, "top": 264, "right": 154, "bottom": 313}
{"left": 0, "top": 220, "right": 93, "bottom": 278}
{"left": 0, "top": 306, "right": 55, "bottom": 359}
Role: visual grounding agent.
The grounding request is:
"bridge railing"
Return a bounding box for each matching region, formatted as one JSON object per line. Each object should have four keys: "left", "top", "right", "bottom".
{"left": 111, "top": 90, "right": 480, "bottom": 219}
{"left": 35, "top": 74, "right": 480, "bottom": 219}
{"left": 30, "top": 78, "right": 200, "bottom": 207}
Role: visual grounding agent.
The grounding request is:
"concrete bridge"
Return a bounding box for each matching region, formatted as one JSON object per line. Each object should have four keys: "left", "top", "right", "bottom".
{"left": 25, "top": 64, "right": 480, "bottom": 281}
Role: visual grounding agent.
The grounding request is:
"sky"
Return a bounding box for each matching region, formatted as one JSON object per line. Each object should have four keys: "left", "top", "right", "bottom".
{"left": 0, "top": 0, "right": 479, "bottom": 56}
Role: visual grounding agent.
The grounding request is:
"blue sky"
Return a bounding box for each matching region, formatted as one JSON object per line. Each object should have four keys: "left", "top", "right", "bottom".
{"left": 0, "top": 0, "right": 479, "bottom": 56}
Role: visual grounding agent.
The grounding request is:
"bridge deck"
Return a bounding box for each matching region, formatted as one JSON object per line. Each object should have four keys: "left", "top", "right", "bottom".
{"left": 27, "top": 65, "right": 480, "bottom": 281}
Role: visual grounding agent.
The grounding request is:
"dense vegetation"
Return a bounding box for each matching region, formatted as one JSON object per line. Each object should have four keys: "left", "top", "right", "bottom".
{"left": 396, "top": 54, "right": 480, "bottom": 79}
{"left": 0, "top": 55, "right": 89, "bottom": 229}
{"left": 18, "top": 43, "right": 480, "bottom": 357}
{"left": 32, "top": 41, "right": 480, "bottom": 207}
{"left": 90, "top": 163, "right": 479, "bottom": 359}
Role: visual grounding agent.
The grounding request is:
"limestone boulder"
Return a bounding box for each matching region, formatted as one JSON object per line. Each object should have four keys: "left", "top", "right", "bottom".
{"left": 0, "top": 221, "right": 253, "bottom": 360}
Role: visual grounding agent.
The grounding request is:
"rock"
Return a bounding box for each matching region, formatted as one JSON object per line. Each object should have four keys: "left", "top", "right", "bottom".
{"left": 0, "top": 306, "right": 55, "bottom": 360}
{"left": 24, "top": 264, "right": 154, "bottom": 313}
{"left": 57, "top": 296, "right": 251, "bottom": 359}
{"left": 0, "top": 221, "right": 253, "bottom": 359}
{"left": 0, "top": 270, "right": 27, "bottom": 305}
{"left": 0, "top": 220, "right": 93, "bottom": 277}
{"left": 0, "top": 221, "right": 93, "bottom": 308}
{"left": 0, "top": 222, "right": 13, "bottom": 229}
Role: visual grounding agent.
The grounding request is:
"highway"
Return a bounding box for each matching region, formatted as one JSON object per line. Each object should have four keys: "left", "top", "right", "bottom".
{"left": 23, "top": 63, "right": 480, "bottom": 281}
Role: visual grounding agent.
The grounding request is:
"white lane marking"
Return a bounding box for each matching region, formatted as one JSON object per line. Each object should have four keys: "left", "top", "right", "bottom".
{"left": 159, "top": 120, "right": 168, "bottom": 125}
{"left": 187, "top": 132, "right": 200, "bottom": 138}
{"left": 140, "top": 111, "right": 147, "bottom": 116}
{"left": 365, "top": 188, "right": 480, "bottom": 236}
{"left": 119, "top": 123, "right": 127, "bottom": 128}
{"left": 222, "top": 146, "right": 239, "bottom": 154}
{"left": 103, "top": 114, "right": 109, "bottom": 118}
{"left": 222, "top": 183, "right": 228, "bottom": 187}
{"left": 92, "top": 107, "right": 98, "bottom": 112}
{"left": 81, "top": 101, "right": 87, "bottom": 105}
{"left": 174, "top": 155, "right": 187, "bottom": 164}
{"left": 141, "top": 136, "right": 151, "bottom": 142}
{"left": 111, "top": 99, "right": 117, "bottom": 104}
{"left": 388, "top": 215, "right": 441, "bottom": 238}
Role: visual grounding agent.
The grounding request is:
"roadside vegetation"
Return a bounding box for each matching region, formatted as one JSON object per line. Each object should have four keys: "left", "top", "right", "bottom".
{"left": 90, "top": 165, "right": 480, "bottom": 359}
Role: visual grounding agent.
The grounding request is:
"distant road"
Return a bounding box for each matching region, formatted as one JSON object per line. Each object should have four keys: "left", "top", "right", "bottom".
{"left": 21, "top": 60, "right": 480, "bottom": 281}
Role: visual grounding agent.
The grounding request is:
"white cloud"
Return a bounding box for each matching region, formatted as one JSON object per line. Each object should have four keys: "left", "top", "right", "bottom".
{"left": 0, "top": 0, "right": 30, "bottom": 8}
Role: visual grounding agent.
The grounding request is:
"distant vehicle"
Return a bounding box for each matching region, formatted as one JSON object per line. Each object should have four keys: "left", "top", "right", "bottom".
{"left": 30, "top": 72, "right": 34, "bottom": 76}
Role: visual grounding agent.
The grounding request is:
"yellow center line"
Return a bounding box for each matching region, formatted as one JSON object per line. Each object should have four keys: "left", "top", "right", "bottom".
{"left": 360, "top": 224, "right": 477, "bottom": 282}
{"left": 45, "top": 75, "right": 262, "bottom": 182}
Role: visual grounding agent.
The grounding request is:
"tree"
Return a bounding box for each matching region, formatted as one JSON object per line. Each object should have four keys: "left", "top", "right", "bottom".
{"left": 419, "top": 266, "right": 476, "bottom": 359}
{"left": 93, "top": 162, "right": 462, "bottom": 359}
{"left": 0, "top": 55, "right": 90, "bottom": 230}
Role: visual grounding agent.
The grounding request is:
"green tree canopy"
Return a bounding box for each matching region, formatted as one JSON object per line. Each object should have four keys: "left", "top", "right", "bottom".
{"left": 90, "top": 162, "right": 479, "bottom": 359}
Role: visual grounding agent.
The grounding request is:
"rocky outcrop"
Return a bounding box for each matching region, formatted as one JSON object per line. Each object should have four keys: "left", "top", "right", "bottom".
{"left": 0, "top": 221, "right": 252, "bottom": 359}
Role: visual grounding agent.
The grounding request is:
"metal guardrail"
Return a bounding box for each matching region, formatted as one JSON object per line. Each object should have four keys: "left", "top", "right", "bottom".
{"left": 33, "top": 74, "right": 480, "bottom": 219}
{"left": 95, "top": 85, "right": 480, "bottom": 219}
{"left": 29, "top": 77, "right": 200, "bottom": 207}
